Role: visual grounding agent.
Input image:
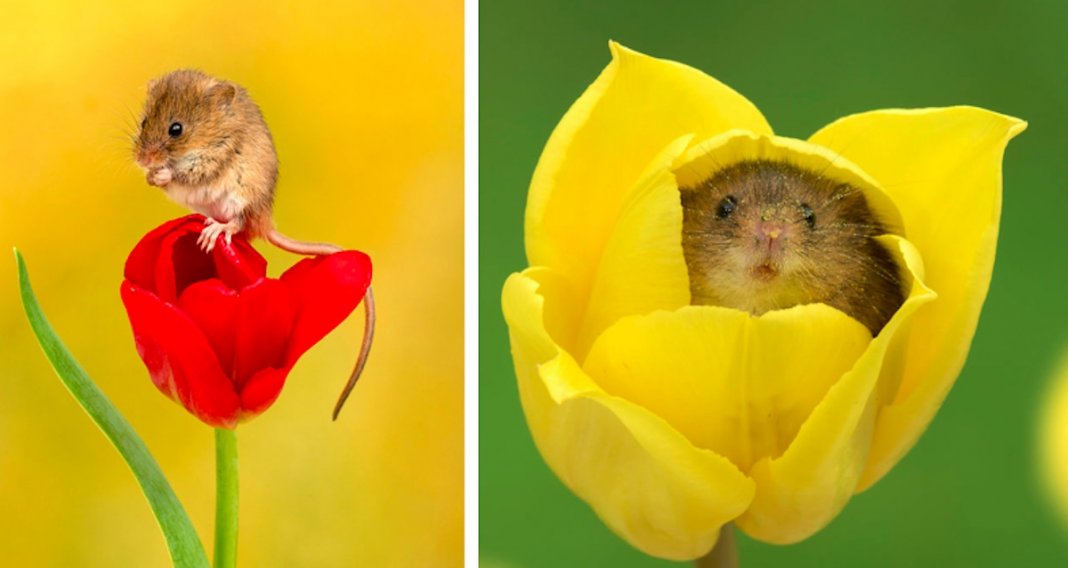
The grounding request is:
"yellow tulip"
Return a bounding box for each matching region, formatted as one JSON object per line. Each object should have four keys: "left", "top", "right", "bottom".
{"left": 1040, "top": 350, "right": 1068, "bottom": 529}
{"left": 501, "top": 42, "right": 1025, "bottom": 560}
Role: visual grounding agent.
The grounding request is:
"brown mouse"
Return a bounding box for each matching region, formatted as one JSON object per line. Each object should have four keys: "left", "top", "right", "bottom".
{"left": 680, "top": 160, "right": 905, "bottom": 336}
{"left": 133, "top": 69, "right": 373, "bottom": 419}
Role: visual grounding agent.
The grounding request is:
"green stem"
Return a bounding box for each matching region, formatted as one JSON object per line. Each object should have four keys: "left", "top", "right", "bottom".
{"left": 695, "top": 524, "right": 738, "bottom": 568}
{"left": 214, "top": 428, "right": 239, "bottom": 568}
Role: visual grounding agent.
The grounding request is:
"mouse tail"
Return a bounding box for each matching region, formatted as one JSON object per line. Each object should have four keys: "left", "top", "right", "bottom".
{"left": 332, "top": 285, "right": 375, "bottom": 420}
{"left": 264, "top": 227, "right": 375, "bottom": 420}
{"left": 266, "top": 227, "right": 343, "bottom": 256}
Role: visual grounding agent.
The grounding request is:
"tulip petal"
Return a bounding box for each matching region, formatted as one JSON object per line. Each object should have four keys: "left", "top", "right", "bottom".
{"left": 808, "top": 107, "right": 1026, "bottom": 488}
{"left": 232, "top": 279, "right": 296, "bottom": 391}
{"left": 674, "top": 130, "right": 905, "bottom": 235}
{"left": 177, "top": 278, "right": 240, "bottom": 378}
{"left": 156, "top": 230, "right": 217, "bottom": 304}
{"left": 572, "top": 135, "right": 693, "bottom": 358}
{"left": 526, "top": 42, "right": 772, "bottom": 298}
{"left": 238, "top": 367, "right": 289, "bottom": 420}
{"left": 583, "top": 304, "right": 871, "bottom": 475}
{"left": 212, "top": 237, "right": 267, "bottom": 291}
{"left": 120, "top": 282, "right": 240, "bottom": 429}
{"left": 124, "top": 215, "right": 202, "bottom": 292}
{"left": 735, "top": 236, "right": 936, "bottom": 543}
{"left": 280, "top": 251, "right": 372, "bottom": 367}
{"left": 503, "top": 268, "right": 754, "bottom": 560}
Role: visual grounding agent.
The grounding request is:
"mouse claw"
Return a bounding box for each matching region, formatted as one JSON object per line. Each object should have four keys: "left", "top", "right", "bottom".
{"left": 198, "top": 222, "right": 222, "bottom": 252}
{"left": 197, "top": 219, "right": 238, "bottom": 253}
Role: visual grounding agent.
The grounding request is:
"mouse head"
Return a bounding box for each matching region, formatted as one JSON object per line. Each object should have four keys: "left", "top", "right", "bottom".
{"left": 681, "top": 160, "right": 888, "bottom": 312}
{"left": 134, "top": 69, "right": 239, "bottom": 187}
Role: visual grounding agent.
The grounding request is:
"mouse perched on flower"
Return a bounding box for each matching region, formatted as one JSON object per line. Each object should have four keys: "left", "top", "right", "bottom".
{"left": 501, "top": 42, "right": 1025, "bottom": 562}
{"left": 133, "top": 70, "right": 374, "bottom": 419}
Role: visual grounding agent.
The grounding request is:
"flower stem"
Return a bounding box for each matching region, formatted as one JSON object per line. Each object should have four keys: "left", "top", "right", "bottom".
{"left": 214, "top": 428, "right": 239, "bottom": 568}
{"left": 695, "top": 524, "right": 738, "bottom": 568}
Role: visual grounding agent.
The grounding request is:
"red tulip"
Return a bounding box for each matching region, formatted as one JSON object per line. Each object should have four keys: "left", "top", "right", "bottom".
{"left": 120, "top": 215, "right": 372, "bottom": 428}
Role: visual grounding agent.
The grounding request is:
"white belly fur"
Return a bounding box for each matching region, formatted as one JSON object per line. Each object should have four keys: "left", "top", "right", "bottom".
{"left": 165, "top": 182, "right": 247, "bottom": 223}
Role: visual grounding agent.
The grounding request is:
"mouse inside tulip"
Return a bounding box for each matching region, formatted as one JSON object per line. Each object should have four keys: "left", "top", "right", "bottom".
{"left": 680, "top": 160, "right": 905, "bottom": 335}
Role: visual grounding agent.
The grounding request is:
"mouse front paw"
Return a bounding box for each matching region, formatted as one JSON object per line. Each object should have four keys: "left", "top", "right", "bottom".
{"left": 197, "top": 218, "right": 237, "bottom": 252}
{"left": 147, "top": 167, "right": 173, "bottom": 187}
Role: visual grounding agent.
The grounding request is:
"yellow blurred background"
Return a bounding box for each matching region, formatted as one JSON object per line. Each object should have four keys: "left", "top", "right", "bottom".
{"left": 0, "top": 1, "right": 462, "bottom": 566}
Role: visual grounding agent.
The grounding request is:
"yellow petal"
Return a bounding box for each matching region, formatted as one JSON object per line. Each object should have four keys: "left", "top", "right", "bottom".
{"left": 736, "top": 235, "right": 936, "bottom": 543}
{"left": 674, "top": 129, "right": 905, "bottom": 236}
{"left": 502, "top": 268, "right": 755, "bottom": 560}
{"left": 572, "top": 134, "right": 694, "bottom": 359}
{"left": 809, "top": 107, "right": 1026, "bottom": 488}
{"left": 525, "top": 42, "right": 772, "bottom": 296}
{"left": 584, "top": 304, "right": 871, "bottom": 474}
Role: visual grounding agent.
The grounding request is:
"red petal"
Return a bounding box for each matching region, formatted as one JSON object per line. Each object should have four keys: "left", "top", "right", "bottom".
{"left": 126, "top": 215, "right": 268, "bottom": 301}
{"left": 161, "top": 231, "right": 217, "bottom": 304}
{"left": 121, "top": 281, "right": 241, "bottom": 428}
{"left": 232, "top": 279, "right": 297, "bottom": 391}
{"left": 238, "top": 367, "right": 289, "bottom": 420}
{"left": 177, "top": 278, "right": 240, "bottom": 377}
{"left": 124, "top": 215, "right": 204, "bottom": 293}
{"left": 213, "top": 236, "right": 267, "bottom": 290}
{"left": 279, "top": 251, "right": 372, "bottom": 367}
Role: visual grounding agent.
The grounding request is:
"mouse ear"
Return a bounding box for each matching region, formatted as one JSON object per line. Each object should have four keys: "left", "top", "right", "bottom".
{"left": 209, "top": 82, "right": 237, "bottom": 107}
{"left": 146, "top": 78, "right": 160, "bottom": 94}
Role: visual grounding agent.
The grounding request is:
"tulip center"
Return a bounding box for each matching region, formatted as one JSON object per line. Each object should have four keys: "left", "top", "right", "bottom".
{"left": 680, "top": 160, "right": 905, "bottom": 335}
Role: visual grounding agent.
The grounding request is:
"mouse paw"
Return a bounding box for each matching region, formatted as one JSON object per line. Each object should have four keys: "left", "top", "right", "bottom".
{"left": 197, "top": 220, "right": 238, "bottom": 253}
{"left": 147, "top": 167, "right": 172, "bottom": 187}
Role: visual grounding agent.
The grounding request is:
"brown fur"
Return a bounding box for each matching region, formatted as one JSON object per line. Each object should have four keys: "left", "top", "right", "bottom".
{"left": 134, "top": 69, "right": 278, "bottom": 237}
{"left": 680, "top": 160, "right": 905, "bottom": 335}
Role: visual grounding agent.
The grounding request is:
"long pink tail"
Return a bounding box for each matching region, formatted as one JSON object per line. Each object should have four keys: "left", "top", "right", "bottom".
{"left": 266, "top": 228, "right": 375, "bottom": 420}
{"left": 267, "top": 228, "right": 343, "bottom": 256}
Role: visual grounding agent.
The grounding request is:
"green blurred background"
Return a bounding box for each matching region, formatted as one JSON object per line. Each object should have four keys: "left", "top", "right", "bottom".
{"left": 480, "top": 1, "right": 1068, "bottom": 566}
{"left": 0, "top": 0, "right": 462, "bottom": 565}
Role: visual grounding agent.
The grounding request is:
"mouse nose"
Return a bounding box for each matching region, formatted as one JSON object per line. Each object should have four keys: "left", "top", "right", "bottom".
{"left": 138, "top": 149, "right": 161, "bottom": 168}
{"left": 758, "top": 220, "right": 787, "bottom": 240}
{"left": 754, "top": 220, "right": 788, "bottom": 255}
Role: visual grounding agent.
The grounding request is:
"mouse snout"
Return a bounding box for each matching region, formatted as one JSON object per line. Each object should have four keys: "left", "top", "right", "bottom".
{"left": 751, "top": 218, "right": 791, "bottom": 259}
{"left": 136, "top": 144, "right": 167, "bottom": 170}
{"left": 755, "top": 219, "right": 788, "bottom": 242}
{"left": 760, "top": 223, "right": 784, "bottom": 240}
{"left": 137, "top": 150, "right": 159, "bottom": 169}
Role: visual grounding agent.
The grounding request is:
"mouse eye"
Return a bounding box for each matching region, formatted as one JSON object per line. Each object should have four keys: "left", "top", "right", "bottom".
{"left": 140, "top": 118, "right": 147, "bottom": 130}
{"left": 800, "top": 203, "right": 815, "bottom": 228}
{"left": 168, "top": 122, "right": 183, "bottom": 137}
{"left": 716, "top": 195, "right": 737, "bottom": 219}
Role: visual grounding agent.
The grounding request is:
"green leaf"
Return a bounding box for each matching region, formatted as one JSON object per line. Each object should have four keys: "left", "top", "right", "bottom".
{"left": 15, "top": 249, "right": 210, "bottom": 568}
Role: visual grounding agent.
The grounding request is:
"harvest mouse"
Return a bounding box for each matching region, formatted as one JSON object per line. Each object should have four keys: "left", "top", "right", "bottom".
{"left": 133, "top": 69, "right": 373, "bottom": 419}
{"left": 680, "top": 160, "right": 905, "bottom": 335}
